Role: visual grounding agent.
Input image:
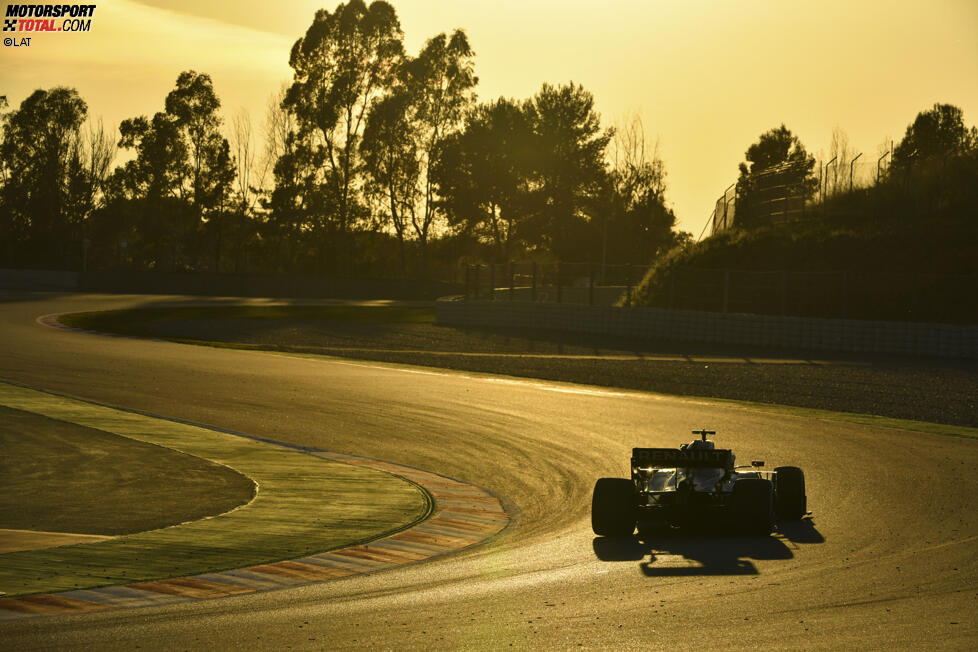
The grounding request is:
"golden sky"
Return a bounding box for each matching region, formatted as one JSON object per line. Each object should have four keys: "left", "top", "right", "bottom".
{"left": 2, "top": 0, "right": 977, "bottom": 236}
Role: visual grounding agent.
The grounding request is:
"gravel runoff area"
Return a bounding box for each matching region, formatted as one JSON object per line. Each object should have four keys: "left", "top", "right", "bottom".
{"left": 145, "top": 315, "right": 978, "bottom": 430}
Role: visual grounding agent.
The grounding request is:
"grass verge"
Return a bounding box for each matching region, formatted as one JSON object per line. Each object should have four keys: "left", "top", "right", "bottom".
{"left": 0, "top": 381, "right": 431, "bottom": 597}
{"left": 0, "top": 406, "right": 256, "bottom": 535}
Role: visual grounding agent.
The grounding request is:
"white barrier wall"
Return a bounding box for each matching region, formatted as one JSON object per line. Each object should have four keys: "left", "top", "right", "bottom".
{"left": 436, "top": 299, "right": 978, "bottom": 359}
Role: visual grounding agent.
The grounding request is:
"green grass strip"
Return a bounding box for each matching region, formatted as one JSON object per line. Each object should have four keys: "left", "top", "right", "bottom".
{"left": 0, "top": 382, "right": 432, "bottom": 597}
{"left": 0, "top": 406, "right": 257, "bottom": 535}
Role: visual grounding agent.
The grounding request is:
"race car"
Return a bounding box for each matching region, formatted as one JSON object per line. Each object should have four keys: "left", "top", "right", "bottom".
{"left": 591, "top": 429, "right": 807, "bottom": 536}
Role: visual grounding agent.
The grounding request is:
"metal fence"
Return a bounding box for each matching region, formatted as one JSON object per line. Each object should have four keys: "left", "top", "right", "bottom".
{"left": 820, "top": 158, "right": 886, "bottom": 197}
{"left": 649, "top": 268, "right": 978, "bottom": 324}
{"left": 708, "top": 153, "right": 898, "bottom": 237}
{"left": 461, "top": 262, "right": 977, "bottom": 323}
{"left": 462, "top": 263, "right": 651, "bottom": 306}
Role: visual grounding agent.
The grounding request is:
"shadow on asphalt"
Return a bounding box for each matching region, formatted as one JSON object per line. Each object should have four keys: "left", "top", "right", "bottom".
{"left": 778, "top": 517, "right": 826, "bottom": 544}
{"left": 592, "top": 517, "right": 824, "bottom": 576}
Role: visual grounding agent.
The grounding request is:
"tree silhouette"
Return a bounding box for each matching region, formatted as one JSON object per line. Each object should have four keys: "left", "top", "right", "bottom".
{"left": 0, "top": 4, "right": 702, "bottom": 276}
{"left": 361, "top": 91, "right": 417, "bottom": 273}
{"left": 603, "top": 114, "right": 679, "bottom": 265}
{"left": 103, "top": 72, "right": 234, "bottom": 270}
{"left": 165, "top": 72, "right": 230, "bottom": 217}
{"left": 403, "top": 30, "right": 477, "bottom": 273}
{"left": 283, "top": 0, "right": 404, "bottom": 271}
{"left": 165, "top": 72, "right": 236, "bottom": 270}
{"left": 524, "top": 82, "right": 611, "bottom": 260}
{"left": 891, "top": 103, "right": 977, "bottom": 170}
{"left": 0, "top": 87, "right": 88, "bottom": 267}
{"left": 266, "top": 130, "right": 320, "bottom": 272}
{"left": 362, "top": 29, "right": 477, "bottom": 275}
{"left": 825, "top": 126, "right": 854, "bottom": 197}
{"left": 433, "top": 97, "right": 535, "bottom": 262}
{"left": 734, "top": 124, "right": 816, "bottom": 230}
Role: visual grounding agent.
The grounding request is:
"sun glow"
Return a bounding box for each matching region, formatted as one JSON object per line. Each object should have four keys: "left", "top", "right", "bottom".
{"left": 2, "top": 0, "right": 976, "bottom": 233}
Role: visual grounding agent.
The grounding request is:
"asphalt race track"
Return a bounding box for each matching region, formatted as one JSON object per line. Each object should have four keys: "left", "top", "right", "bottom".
{"left": 1, "top": 292, "right": 977, "bottom": 650}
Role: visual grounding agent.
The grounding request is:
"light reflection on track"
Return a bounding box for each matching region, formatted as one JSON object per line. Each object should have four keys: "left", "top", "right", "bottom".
{"left": 0, "top": 293, "right": 976, "bottom": 649}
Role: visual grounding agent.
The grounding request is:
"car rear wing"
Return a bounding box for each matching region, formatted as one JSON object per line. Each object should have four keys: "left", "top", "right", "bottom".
{"left": 632, "top": 447, "right": 733, "bottom": 469}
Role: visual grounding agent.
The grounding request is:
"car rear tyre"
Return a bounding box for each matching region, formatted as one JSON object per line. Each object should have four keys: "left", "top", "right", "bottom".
{"left": 591, "top": 478, "right": 636, "bottom": 537}
{"left": 774, "top": 466, "right": 807, "bottom": 521}
{"left": 732, "top": 478, "right": 774, "bottom": 536}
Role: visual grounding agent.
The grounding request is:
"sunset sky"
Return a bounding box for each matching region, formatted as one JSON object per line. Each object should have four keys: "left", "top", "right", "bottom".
{"left": 2, "top": 0, "right": 977, "bottom": 237}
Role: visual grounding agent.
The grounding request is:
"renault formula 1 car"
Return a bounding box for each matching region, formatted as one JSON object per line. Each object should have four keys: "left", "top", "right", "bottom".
{"left": 591, "top": 430, "right": 807, "bottom": 536}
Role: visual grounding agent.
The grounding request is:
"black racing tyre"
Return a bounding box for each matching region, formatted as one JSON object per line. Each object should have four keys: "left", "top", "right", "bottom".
{"left": 731, "top": 478, "right": 774, "bottom": 536}
{"left": 774, "top": 466, "right": 807, "bottom": 521}
{"left": 591, "top": 478, "right": 636, "bottom": 537}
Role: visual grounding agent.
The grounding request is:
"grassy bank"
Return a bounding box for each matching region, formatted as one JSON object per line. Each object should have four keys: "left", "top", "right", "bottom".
{"left": 627, "top": 219, "right": 978, "bottom": 323}
{"left": 0, "top": 406, "right": 255, "bottom": 535}
{"left": 0, "top": 382, "right": 431, "bottom": 597}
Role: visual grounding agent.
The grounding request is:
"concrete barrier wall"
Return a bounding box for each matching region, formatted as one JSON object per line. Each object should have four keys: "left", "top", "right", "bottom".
{"left": 436, "top": 299, "right": 978, "bottom": 359}
{"left": 78, "top": 271, "right": 461, "bottom": 300}
{"left": 0, "top": 268, "right": 460, "bottom": 300}
{"left": 481, "top": 286, "right": 627, "bottom": 305}
{"left": 0, "top": 269, "right": 80, "bottom": 290}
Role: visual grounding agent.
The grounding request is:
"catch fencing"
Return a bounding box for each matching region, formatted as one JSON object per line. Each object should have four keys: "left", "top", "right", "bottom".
{"left": 462, "top": 262, "right": 651, "bottom": 306}
{"left": 461, "top": 263, "right": 978, "bottom": 325}
{"left": 705, "top": 151, "right": 972, "bottom": 237}
{"left": 646, "top": 268, "right": 978, "bottom": 325}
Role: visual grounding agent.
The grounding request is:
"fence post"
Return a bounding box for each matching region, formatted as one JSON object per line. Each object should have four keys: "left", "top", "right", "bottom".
{"left": 489, "top": 264, "right": 495, "bottom": 301}
{"left": 842, "top": 272, "right": 849, "bottom": 319}
{"left": 556, "top": 262, "right": 562, "bottom": 303}
{"left": 912, "top": 274, "right": 920, "bottom": 319}
{"left": 722, "top": 269, "right": 730, "bottom": 313}
{"left": 473, "top": 265, "right": 480, "bottom": 300}
{"left": 625, "top": 264, "right": 633, "bottom": 305}
{"left": 509, "top": 262, "right": 514, "bottom": 302}
{"left": 531, "top": 262, "right": 537, "bottom": 302}
{"left": 589, "top": 263, "right": 594, "bottom": 306}
{"left": 781, "top": 271, "right": 788, "bottom": 315}
{"left": 850, "top": 152, "right": 863, "bottom": 191}
{"left": 669, "top": 267, "right": 676, "bottom": 309}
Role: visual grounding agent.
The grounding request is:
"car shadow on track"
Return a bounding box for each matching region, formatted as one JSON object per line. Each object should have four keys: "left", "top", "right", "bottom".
{"left": 592, "top": 517, "right": 824, "bottom": 576}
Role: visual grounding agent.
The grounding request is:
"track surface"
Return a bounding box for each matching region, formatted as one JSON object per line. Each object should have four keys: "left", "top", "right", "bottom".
{"left": 1, "top": 293, "right": 977, "bottom": 650}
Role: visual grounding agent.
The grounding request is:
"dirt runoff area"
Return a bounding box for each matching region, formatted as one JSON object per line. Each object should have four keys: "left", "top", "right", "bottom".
{"left": 148, "top": 316, "right": 978, "bottom": 430}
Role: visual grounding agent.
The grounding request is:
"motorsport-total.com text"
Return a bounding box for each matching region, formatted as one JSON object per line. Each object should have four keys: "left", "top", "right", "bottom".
{"left": 4, "top": 4, "right": 96, "bottom": 32}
